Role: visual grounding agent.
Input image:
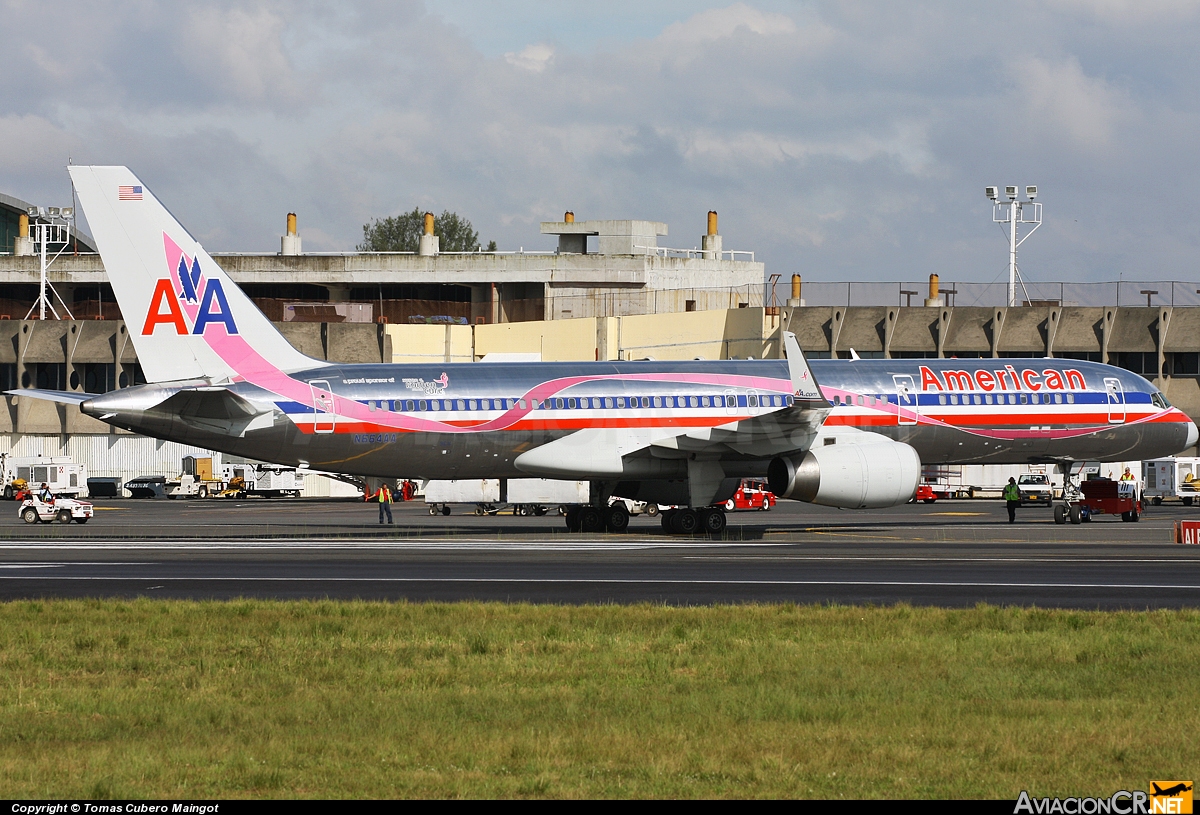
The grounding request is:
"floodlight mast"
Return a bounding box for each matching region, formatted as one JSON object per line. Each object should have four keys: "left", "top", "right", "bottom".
{"left": 23, "top": 207, "right": 75, "bottom": 321}
{"left": 987, "top": 184, "right": 1041, "bottom": 307}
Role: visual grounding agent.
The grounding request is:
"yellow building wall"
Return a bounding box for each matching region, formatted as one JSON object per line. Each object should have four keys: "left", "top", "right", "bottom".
{"left": 475, "top": 318, "right": 598, "bottom": 362}
{"left": 388, "top": 309, "right": 773, "bottom": 364}
{"left": 385, "top": 324, "right": 473, "bottom": 363}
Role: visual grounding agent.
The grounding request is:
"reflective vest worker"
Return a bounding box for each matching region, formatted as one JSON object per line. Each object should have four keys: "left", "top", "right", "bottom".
{"left": 1120, "top": 467, "right": 1135, "bottom": 481}
{"left": 372, "top": 483, "right": 394, "bottom": 525}
{"left": 1003, "top": 478, "right": 1021, "bottom": 524}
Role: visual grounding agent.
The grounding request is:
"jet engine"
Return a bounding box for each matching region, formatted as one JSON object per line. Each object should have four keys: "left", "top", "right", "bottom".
{"left": 767, "top": 440, "right": 920, "bottom": 509}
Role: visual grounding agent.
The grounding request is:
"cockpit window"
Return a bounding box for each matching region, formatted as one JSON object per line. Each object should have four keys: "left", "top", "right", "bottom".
{"left": 1151, "top": 392, "right": 1171, "bottom": 409}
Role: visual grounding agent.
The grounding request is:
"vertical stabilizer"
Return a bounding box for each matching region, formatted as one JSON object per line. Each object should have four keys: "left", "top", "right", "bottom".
{"left": 68, "top": 166, "right": 322, "bottom": 383}
{"left": 783, "top": 331, "right": 827, "bottom": 405}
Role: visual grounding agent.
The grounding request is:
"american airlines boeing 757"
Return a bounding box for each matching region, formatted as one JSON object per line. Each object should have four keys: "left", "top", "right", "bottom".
{"left": 14, "top": 166, "right": 1198, "bottom": 534}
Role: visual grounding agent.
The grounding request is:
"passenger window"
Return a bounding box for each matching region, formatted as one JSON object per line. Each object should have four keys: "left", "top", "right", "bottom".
{"left": 938, "top": 395, "right": 946, "bottom": 405}
{"left": 617, "top": 397, "right": 626, "bottom": 408}
{"left": 419, "top": 400, "right": 427, "bottom": 411}
{"left": 568, "top": 398, "right": 577, "bottom": 409}
{"left": 1067, "top": 393, "right": 1074, "bottom": 403}
{"left": 519, "top": 400, "right": 527, "bottom": 410}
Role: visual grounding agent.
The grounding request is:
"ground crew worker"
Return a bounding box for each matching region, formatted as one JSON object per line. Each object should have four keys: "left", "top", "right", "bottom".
{"left": 371, "top": 482, "right": 394, "bottom": 524}
{"left": 1003, "top": 477, "right": 1020, "bottom": 523}
{"left": 1120, "top": 467, "right": 1135, "bottom": 481}
{"left": 37, "top": 482, "right": 54, "bottom": 503}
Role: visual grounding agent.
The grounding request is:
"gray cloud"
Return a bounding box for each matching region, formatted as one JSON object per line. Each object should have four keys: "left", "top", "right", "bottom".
{"left": 2, "top": 0, "right": 1199, "bottom": 292}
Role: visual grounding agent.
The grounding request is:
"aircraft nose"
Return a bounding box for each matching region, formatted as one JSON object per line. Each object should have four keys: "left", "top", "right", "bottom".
{"left": 1186, "top": 419, "right": 1199, "bottom": 451}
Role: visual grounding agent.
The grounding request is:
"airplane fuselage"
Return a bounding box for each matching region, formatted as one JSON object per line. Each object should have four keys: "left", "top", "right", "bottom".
{"left": 82, "top": 357, "right": 1196, "bottom": 480}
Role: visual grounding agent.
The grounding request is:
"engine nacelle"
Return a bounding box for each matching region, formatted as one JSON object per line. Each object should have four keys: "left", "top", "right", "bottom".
{"left": 767, "top": 441, "right": 921, "bottom": 509}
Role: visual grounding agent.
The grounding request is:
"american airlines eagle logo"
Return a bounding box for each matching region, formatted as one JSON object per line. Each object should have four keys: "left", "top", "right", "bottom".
{"left": 142, "top": 236, "right": 238, "bottom": 336}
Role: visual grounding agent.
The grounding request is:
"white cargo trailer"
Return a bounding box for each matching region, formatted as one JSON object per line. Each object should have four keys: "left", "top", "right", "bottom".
{"left": 220, "top": 463, "right": 302, "bottom": 497}
{"left": 424, "top": 478, "right": 587, "bottom": 516}
{"left": 1142, "top": 457, "right": 1199, "bottom": 506}
{"left": 1, "top": 454, "right": 87, "bottom": 499}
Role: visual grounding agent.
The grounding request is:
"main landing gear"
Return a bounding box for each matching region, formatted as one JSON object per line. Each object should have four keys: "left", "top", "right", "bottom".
{"left": 563, "top": 504, "right": 727, "bottom": 535}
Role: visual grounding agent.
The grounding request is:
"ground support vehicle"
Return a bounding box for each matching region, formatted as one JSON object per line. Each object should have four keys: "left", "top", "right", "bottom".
{"left": 721, "top": 480, "right": 776, "bottom": 511}
{"left": 165, "top": 456, "right": 224, "bottom": 499}
{"left": 165, "top": 474, "right": 223, "bottom": 499}
{"left": 1055, "top": 479, "right": 1142, "bottom": 524}
{"left": 912, "top": 484, "right": 938, "bottom": 504}
{"left": 1017, "top": 474, "right": 1054, "bottom": 506}
{"left": 1143, "top": 457, "right": 1199, "bottom": 506}
{"left": 1, "top": 454, "right": 87, "bottom": 500}
{"left": 220, "top": 464, "right": 301, "bottom": 498}
{"left": 19, "top": 496, "right": 93, "bottom": 524}
{"left": 425, "top": 478, "right": 589, "bottom": 518}
{"left": 125, "top": 475, "right": 168, "bottom": 498}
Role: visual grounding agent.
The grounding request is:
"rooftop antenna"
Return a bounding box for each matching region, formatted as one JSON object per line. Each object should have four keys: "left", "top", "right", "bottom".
{"left": 986, "top": 185, "right": 1041, "bottom": 307}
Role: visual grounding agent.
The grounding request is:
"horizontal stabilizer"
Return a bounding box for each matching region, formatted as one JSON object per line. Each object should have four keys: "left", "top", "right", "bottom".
{"left": 5, "top": 389, "right": 91, "bottom": 406}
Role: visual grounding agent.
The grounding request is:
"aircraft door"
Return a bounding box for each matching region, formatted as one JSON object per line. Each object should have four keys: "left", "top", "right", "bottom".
{"left": 723, "top": 389, "right": 738, "bottom": 416}
{"left": 747, "top": 390, "right": 762, "bottom": 416}
{"left": 1104, "top": 377, "right": 1125, "bottom": 424}
{"left": 309, "top": 379, "right": 336, "bottom": 434}
{"left": 893, "top": 374, "right": 918, "bottom": 425}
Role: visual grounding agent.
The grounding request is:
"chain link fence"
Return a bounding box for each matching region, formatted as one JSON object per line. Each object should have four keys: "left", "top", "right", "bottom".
{"left": 772, "top": 280, "right": 1200, "bottom": 309}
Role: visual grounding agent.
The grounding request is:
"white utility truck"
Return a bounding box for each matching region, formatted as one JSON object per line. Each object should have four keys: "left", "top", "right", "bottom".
{"left": 1, "top": 454, "right": 87, "bottom": 500}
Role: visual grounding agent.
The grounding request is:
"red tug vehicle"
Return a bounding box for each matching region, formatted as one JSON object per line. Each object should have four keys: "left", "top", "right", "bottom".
{"left": 1056, "top": 478, "right": 1142, "bottom": 524}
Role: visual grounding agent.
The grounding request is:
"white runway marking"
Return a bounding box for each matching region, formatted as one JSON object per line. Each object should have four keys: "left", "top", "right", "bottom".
{"left": 0, "top": 576, "right": 1197, "bottom": 590}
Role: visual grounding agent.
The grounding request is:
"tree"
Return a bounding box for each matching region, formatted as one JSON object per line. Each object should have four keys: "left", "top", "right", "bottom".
{"left": 358, "top": 208, "right": 490, "bottom": 252}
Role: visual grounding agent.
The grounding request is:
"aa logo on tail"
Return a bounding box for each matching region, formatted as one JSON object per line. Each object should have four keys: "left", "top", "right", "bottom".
{"left": 143, "top": 249, "right": 238, "bottom": 336}
{"left": 1150, "top": 781, "right": 1193, "bottom": 814}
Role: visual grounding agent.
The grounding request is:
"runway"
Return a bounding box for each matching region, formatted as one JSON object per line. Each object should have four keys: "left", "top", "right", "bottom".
{"left": 1, "top": 497, "right": 1198, "bottom": 608}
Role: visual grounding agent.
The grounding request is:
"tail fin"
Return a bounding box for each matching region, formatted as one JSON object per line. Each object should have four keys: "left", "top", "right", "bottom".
{"left": 69, "top": 166, "right": 321, "bottom": 383}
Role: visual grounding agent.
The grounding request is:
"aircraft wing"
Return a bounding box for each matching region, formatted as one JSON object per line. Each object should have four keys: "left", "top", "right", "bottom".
{"left": 514, "top": 332, "right": 832, "bottom": 478}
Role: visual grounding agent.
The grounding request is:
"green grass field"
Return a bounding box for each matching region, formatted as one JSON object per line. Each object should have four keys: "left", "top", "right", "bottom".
{"left": 1, "top": 600, "right": 1196, "bottom": 798}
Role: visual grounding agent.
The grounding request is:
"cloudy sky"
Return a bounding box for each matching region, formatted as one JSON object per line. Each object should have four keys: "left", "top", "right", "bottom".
{"left": 3, "top": 0, "right": 1198, "bottom": 294}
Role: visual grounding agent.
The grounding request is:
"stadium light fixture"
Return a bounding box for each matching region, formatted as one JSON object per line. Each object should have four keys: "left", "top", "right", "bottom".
{"left": 1026, "top": 186, "right": 1037, "bottom": 200}
{"left": 1005, "top": 185, "right": 1018, "bottom": 200}
{"left": 985, "top": 186, "right": 998, "bottom": 200}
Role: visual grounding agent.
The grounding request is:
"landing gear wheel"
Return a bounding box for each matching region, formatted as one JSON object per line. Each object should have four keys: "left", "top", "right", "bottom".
{"left": 701, "top": 508, "right": 727, "bottom": 534}
{"left": 579, "top": 506, "right": 603, "bottom": 533}
{"left": 1121, "top": 511, "right": 1131, "bottom": 522}
{"left": 21, "top": 508, "right": 38, "bottom": 524}
{"left": 474, "top": 506, "right": 484, "bottom": 516}
{"left": 533, "top": 506, "right": 547, "bottom": 516}
{"left": 565, "top": 507, "right": 582, "bottom": 532}
{"left": 517, "top": 505, "right": 529, "bottom": 517}
{"left": 604, "top": 504, "right": 630, "bottom": 533}
{"left": 670, "top": 508, "right": 700, "bottom": 535}
{"left": 56, "top": 510, "right": 72, "bottom": 524}
{"left": 1069, "top": 505, "right": 1081, "bottom": 525}
{"left": 1054, "top": 504, "right": 1067, "bottom": 525}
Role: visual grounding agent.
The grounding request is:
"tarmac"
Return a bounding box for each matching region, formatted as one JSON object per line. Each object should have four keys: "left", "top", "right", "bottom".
{"left": 1, "top": 495, "right": 1198, "bottom": 608}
